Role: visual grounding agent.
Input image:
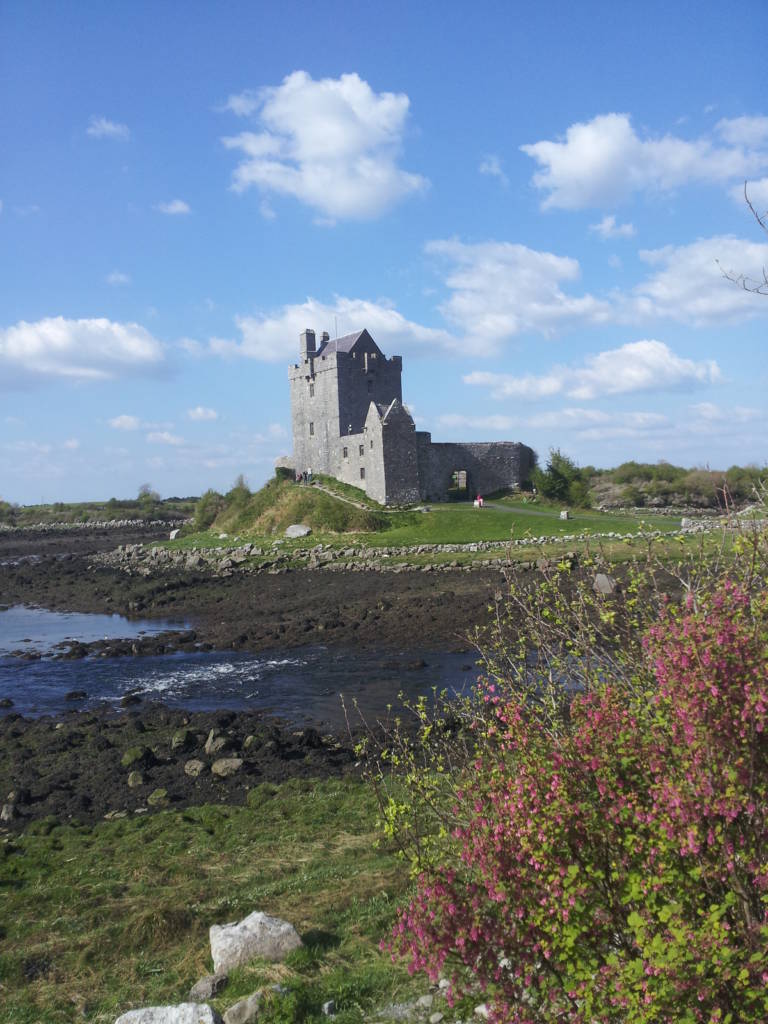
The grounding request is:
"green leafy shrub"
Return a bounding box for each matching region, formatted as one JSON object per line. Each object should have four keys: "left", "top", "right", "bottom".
{"left": 532, "top": 449, "right": 592, "bottom": 507}
{"left": 366, "top": 526, "right": 768, "bottom": 1023}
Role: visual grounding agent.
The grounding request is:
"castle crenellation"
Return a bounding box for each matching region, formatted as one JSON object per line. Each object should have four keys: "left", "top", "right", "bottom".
{"left": 280, "top": 328, "right": 534, "bottom": 505}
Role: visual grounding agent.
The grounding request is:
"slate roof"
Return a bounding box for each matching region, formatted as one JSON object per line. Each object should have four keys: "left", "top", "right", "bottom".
{"left": 316, "top": 329, "right": 371, "bottom": 357}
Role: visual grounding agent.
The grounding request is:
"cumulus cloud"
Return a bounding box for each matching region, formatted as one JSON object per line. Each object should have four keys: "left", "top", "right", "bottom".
{"left": 521, "top": 113, "right": 768, "bottom": 209}
{"left": 155, "top": 199, "right": 191, "bottom": 215}
{"left": 426, "top": 239, "right": 611, "bottom": 353}
{"left": 465, "top": 340, "right": 720, "bottom": 402}
{"left": 210, "top": 295, "right": 454, "bottom": 363}
{"left": 187, "top": 405, "right": 218, "bottom": 421}
{"left": 146, "top": 431, "right": 184, "bottom": 446}
{"left": 221, "top": 90, "right": 260, "bottom": 116}
{"left": 221, "top": 70, "right": 428, "bottom": 219}
{"left": 106, "top": 270, "right": 131, "bottom": 285}
{"left": 479, "top": 154, "right": 508, "bottom": 185}
{"left": 730, "top": 177, "right": 768, "bottom": 210}
{"left": 0, "top": 317, "right": 165, "bottom": 387}
{"left": 688, "top": 401, "right": 762, "bottom": 424}
{"left": 438, "top": 407, "right": 670, "bottom": 442}
{"left": 632, "top": 236, "right": 768, "bottom": 323}
{"left": 590, "top": 215, "right": 635, "bottom": 239}
{"left": 86, "top": 116, "right": 130, "bottom": 140}
{"left": 109, "top": 415, "right": 141, "bottom": 431}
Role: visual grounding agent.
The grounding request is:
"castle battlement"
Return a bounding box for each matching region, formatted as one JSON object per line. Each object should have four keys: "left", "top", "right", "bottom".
{"left": 282, "top": 328, "right": 533, "bottom": 505}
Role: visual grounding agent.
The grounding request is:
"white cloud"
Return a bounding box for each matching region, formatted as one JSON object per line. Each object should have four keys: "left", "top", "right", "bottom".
{"left": 221, "top": 70, "right": 428, "bottom": 219}
{"left": 146, "top": 431, "right": 184, "bottom": 446}
{"left": 87, "top": 116, "right": 130, "bottom": 140}
{"left": 521, "top": 113, "right": 768, "bottom": 209}
{"left": 425, "top": 238, "right": 611, "bottom": 353}
{"left": 109, "top": 415, "right": 141, "bottom": 430}
{"left": 178, "top": 337, "right": 204, "bottom": 356}
{"left": 632, "top": 236, "right": 768, "bottom": 323}
{"left": 107, "top": 270, "right": 131, "bottom": 286}
{"left": 730, "top": 177, "right": 768, "bottom": 210}
{"left": 221, "top": 90, "right": 260, "bottom": 116}
{"left": 715, "top": 115, "right": 768, "bottom": 148}
{"left": 62, "top": 438, "right": 80, "bottom": 450}
{"left": 479, "top": 154, "right": 508, "bottom": 186}
{"left": 465, "top": 340, "right": 720, "bottom": 402}
{"left": 211, "top": 295, "right": 454, "bottom": 363}
{"left": 590, "top": 215, "right": 635, "bottom": 239}
{"left": 688, "top": 401, "right": 761, "bottom": 424}
{"left": 155, "top": 199, "right": 191, "bottom": 215}
{"left": 438, "top": 407, "right": 670, "bottom": 442}
{"left": 187, "top": 405, "right": 218, "bottom": 421}
{"left": 0, "top": 317, "right": 165, "bottom": 387}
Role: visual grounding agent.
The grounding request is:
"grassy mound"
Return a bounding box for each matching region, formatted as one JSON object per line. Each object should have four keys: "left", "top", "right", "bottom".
{"left": 212, "top": 477, "right": 390, "bottom": 536}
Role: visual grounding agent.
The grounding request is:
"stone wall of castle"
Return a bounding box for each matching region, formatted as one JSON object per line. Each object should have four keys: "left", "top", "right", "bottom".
{"left": 285, "top": 329, "right": 534, "bottom": 505}
{"left": 414, "top": 435, "right": 535, "bottom": 502}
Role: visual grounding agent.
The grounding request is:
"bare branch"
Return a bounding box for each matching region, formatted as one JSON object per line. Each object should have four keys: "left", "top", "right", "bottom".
{"left": 717, "top": 183, "right": 768, "bottom": 294}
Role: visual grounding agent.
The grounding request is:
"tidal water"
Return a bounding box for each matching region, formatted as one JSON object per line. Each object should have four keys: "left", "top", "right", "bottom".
{"left": 0, "top": 606, "right": 480, "bottom": 726}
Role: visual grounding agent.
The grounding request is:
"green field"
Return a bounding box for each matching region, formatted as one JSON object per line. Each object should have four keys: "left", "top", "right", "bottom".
{"left": 0, "top": 778, "right": 424, "bottom": 1024}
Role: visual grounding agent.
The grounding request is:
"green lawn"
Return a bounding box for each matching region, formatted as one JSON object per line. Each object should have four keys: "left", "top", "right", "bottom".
{"left": 167, "top": 498, "right": 682, "bottom": 556}
{"left": 0, "top": 778, "right": 419, "bottom": 1024}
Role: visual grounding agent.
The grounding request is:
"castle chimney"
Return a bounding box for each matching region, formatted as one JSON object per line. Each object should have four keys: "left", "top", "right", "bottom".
{"left": 321, "top": 331, "right": 330, "bottom": 344}
{"left": 300, "top": 329, "right": 316, "bottom": 361}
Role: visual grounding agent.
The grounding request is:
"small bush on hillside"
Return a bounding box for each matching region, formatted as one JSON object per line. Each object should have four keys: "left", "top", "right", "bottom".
{"left": 194, "top": 488, "right": 225, "bottom": 530}
{"left": 363, "top": 524, "right": 768, "bottom": 1023}
{"left": 531, "top": 449, "right": 592, "bottom": 507}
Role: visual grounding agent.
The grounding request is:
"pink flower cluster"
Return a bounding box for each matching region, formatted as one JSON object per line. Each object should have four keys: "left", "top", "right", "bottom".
{"left": 388, "top": 582, "right": 768, "bottom": 1023}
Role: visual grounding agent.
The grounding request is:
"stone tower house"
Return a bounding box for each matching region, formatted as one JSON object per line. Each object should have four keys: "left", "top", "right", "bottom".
{"left": 282, "top": 328, "right": 534, "bottom": 505}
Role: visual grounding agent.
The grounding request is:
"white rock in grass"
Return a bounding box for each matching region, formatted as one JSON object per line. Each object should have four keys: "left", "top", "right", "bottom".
{"left": 210, "top": 911, "right": 302, "bottom": 972}
{"left": 285, "top": 524, "right": 312, "bottom": 538}
{"left": 115, "top": 1005, "right": 223, "bottom": 1024}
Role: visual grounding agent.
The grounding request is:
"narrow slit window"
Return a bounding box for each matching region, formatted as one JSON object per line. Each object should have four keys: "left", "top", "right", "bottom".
{"left": 359, "top": 444, "right": 365, "bottom": 456}
{"left": 343, "top": 446, "right": 348, "bottom": 459}
{"left": 309, "top": 422, "right": 314, "bottom": 436}
{"left": 309, "top": 383, "right": 314, "bottom": 397}
{"left": 360, "top": 467, "right": 365, "bottom": 480}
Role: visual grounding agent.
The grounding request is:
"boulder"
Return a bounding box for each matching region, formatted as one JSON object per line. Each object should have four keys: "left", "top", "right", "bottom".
{"left": 184, "top": 759, "right": 206, "bottom": 778}
{"left": 127, "top": 771, "right": 144, "bottom": 789}
{"left": 222, "top": 991, "right": 262, "bottom": 1024}
{"left": 169, "top": 529, "right": 180, "bottom": 540}
{"left": 210, "top": 911, "right": 302, "bottom": 973}
{"left": 204, "top": 730, "right": 231, "bottom": 757}
{"left": 147, "top": 788, "right": 168, "bottom": 807}
{"left": 593, "top": 573, "right": 618, "bottom": 597}
{"left": 211, "top": 758, "right": 243, "bottom": 778}
{"left": 189, "top": 973, "right": 228, "bottom": 1001}
{"left": 285, "top": 524, "right": 311, "bottom": 538}
{"left": 171, "top": 729, "right": 195, "bottom": 752}
{"left": 114, "top": 1005, "right": 223, "bottom": 1024}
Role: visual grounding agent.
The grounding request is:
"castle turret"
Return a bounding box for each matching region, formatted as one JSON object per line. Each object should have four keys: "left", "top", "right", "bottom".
{"left": 299, "top": 329, "right": 316, "bottom": 361}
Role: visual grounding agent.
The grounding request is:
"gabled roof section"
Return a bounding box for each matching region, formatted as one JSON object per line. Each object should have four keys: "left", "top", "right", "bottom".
{"left": 315, "top": 328, "right": 381, "bottom": 357}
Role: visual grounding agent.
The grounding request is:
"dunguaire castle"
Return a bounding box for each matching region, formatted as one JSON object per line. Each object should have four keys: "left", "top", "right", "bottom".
{"left": 278, "top": 328, "right": 534, "bottom": 506}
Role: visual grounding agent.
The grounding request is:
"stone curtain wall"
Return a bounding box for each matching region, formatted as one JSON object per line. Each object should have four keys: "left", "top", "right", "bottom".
{"left": 418, "top": 441, "right": 535, "bottom": 501}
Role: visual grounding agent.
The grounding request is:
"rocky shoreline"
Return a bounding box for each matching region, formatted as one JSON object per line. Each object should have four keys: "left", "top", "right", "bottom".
{"left": 0, "top": 704, "right": 358, "bottom": 830}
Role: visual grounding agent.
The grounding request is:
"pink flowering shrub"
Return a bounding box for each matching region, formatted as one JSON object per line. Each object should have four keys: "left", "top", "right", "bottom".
{"left": 374, "top": 534, "right": 768, "bottom": 1023}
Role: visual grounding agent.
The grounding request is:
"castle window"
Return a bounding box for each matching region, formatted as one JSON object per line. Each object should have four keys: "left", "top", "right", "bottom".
{"left": 359, "top": 444, "right": 365, "bottom": 457}
{"left": 367, "top": 379, "right": 373, "bottom": 393}
{"left": 360, "top": 467, "right": 365, "bottom": 480}
{"left": 309, "top": 383, "right": 314, "bottom": 397}
{"left": 370, "top": 440, "right": 373, "bottom": 449}
{"left": 309, "top": 422, "right": 314, "bottom": 436}
{"left": 343, "top": 446, "right": 348, "bottom": 459}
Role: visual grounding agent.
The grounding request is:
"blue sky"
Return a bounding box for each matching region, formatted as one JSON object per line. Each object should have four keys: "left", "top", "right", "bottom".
{"left": 1, "top": 0, "right": 767, "bottom": 503}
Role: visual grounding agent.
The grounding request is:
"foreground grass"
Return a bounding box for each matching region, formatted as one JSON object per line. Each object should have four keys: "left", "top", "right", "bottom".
{"left": 0, "top": 777, "right": 416, "bottom": 1024}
